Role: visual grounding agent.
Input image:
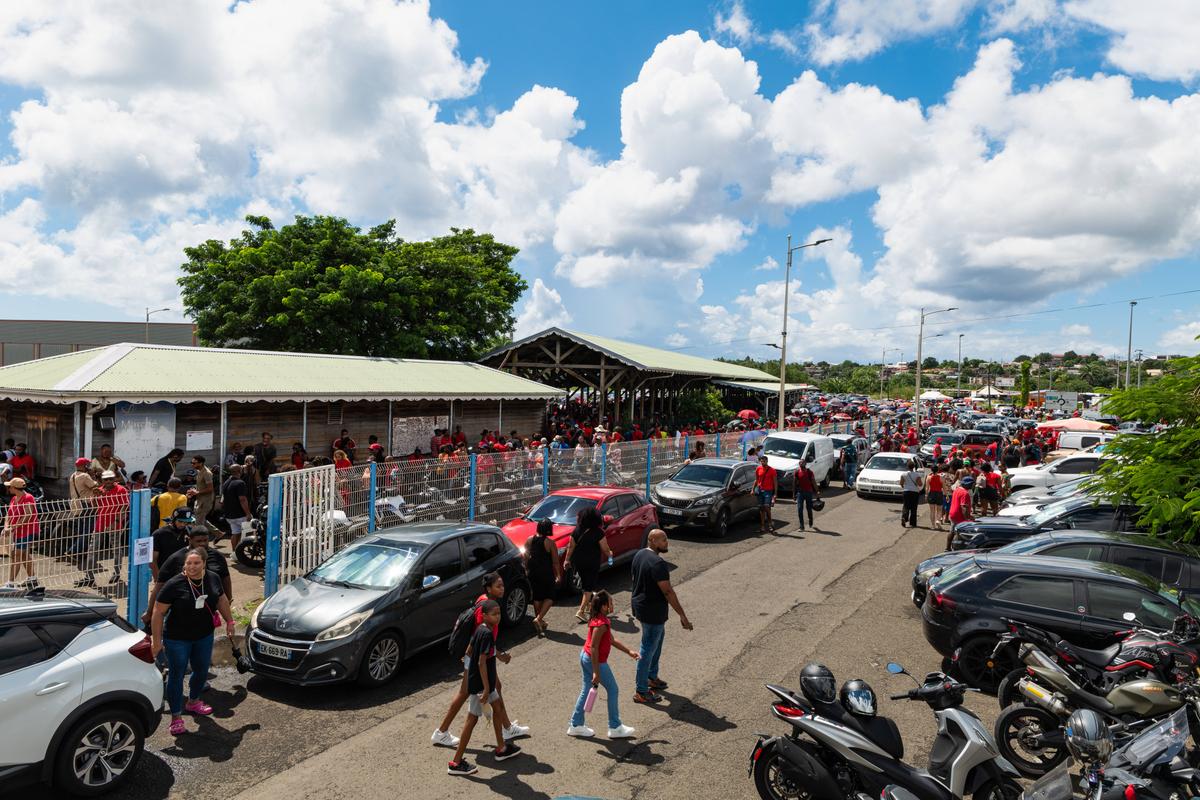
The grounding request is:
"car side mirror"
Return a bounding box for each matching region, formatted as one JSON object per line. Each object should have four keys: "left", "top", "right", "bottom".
{"left": 422, "top": 574, "right": 442, "bottom": 591}
{"left": 603, "top": 515, "right": 614, "bottom": 526}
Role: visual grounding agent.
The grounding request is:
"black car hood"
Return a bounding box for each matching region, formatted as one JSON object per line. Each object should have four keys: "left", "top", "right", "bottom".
{"left": 915, "top": 550, "right": 976, "bottom": 577}
{"left": 257, "top": 577, "right": 386, "bottom": 637}
{"left": 656, "top": 481, "right": 722, "bottom": 500}
{"left": 954, "top": 516, "right": 1034, "bottom": 534}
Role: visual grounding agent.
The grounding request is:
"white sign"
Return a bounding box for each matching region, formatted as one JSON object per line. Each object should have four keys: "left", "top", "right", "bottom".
{"left": 132, "top": 538, "right": 152, "bottom": 566}
{"left": 186, "top": 430, "right": 214, "bottom": 451}
{"left": 1044, "top": 391, "right": 1078, "bottom": 410}
{"left": 114, "top": 402, "right": 177, "bottom": 483}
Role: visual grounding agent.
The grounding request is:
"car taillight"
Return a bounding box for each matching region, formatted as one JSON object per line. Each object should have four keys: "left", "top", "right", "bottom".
{"left": 930, "top": 590, "right": 957, "bottom": 611}
{"left": 128, "top": 635, "right": 154, "bottom": 664}
{"left": 772, "top": 703, "right": 805, "bottom": 718}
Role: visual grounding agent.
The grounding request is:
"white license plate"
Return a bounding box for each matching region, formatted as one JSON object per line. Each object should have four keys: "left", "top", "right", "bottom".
{"left": 659, "top": 507, "right": 684, "bottom": 517}
{"left": 256, "top": 642, "right": 292, "bottom": 660}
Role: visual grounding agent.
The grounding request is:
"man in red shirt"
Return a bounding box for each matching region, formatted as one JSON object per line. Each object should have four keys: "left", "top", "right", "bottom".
{"left": 753, "top": 455, "right": 778, "bottom": 534}
{"left": 79, "top": 470, "right": 129, "bottom": 587}
{"left": 5, "top": 477, "right": 38, "bottom": 587}
{"left": 9, "top": 442, "right": 35, "bottom": 480}
{"left": 946, "top": 475, "right": 974, "bottom": 550}
{"left": 451, "top": 426, "right": 467, "bottom": 447}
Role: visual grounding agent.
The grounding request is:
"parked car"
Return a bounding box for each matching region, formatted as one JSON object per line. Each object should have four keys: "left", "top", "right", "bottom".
{"left": 827, "top": 434, "right": 870, "bottom": 469}
{"left": 1054, "top": 430, "right": 1120, "bottom": 452}
{"left": 649, "top": 458, "right": 758, "bottom": 538}
{"left": 958, "top": 430, "right": 1007, "bottom": 459}
{"left": 855, "top": 452, "right": 922, "bottom": 499}
{"left": 246, "top": 522, "right": 530, "bottom": 687}
{"left": 949, "top": 496, "right": 1142, "bottom": 551}
{"left": 0, "top": 588, "right": 163, "bottom": 797}
{"left": 921, "top": 553, "right": 1200, "bottom": 688}
{"left": 996, "top": 476, "right": 1092, "bottom": 517}
{"left": 911, "top": 530, "right": 1200, "bottom": 608}
{"left": 501, "top": 486, "right": 657, "bottom": 592}
{"left": 758, "top": 432, "right": 835, "bottom": 492}
{"left": 1006, "top": 451, "right": 1110, "bottom": 492}
{"left": 918, "top": 431, "right": 965, "bottom": 464}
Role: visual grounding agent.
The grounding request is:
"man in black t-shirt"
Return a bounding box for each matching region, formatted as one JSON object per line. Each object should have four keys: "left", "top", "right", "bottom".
{"left": 631, "top": 529, "right": 691, "bottom": 704}
{"left": 447, "top": 601, "right": 521, "bottom": 776}
{"left": 151, "top": 507, "right": 195, "bottom": 573}
{"left": 220, "top": 464, "right": 252, "bottom": 548}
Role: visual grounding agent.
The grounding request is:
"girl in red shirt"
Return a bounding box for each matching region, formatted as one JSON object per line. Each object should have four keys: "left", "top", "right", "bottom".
{"left": 926, "top": 468, "right": 945, "bottom": 530}
{"left": 568, "top": 590, "right": 638, "bottom": 738}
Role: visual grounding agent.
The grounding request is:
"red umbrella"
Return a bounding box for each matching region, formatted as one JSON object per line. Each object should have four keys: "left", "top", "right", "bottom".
{"left": 737, "top": 409, "right": 760, "bottom": 420}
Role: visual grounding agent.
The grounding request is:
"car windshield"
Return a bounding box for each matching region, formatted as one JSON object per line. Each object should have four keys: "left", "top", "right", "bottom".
{"left": 670, "top": 463, "right": 732, "bottom": 487}
{"left": 309, "top": 540, "right": 425, "bottom": 590}
{"left": 761, "top": 437, "right": 809, "bottom": 459}
{"left": 527, "top": 494, "right": 598, "bottom": 525}
{"left": 865, "top": 455, "right": 912, "bottom": 471}
{"left": 1026, "top": 496, "right": 1093, "bottom": 527}
{"left": 997, "top": 536, "right": 1057, "bottom": 555}
{"left": 927, "top": 433, "right": 964, "bottom": 446}
{"left": 1048, "top": 476, "right": 1089, "bottom": 497}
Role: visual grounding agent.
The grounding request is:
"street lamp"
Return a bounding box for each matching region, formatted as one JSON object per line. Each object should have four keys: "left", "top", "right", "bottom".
{"left": 914, "top": 306, "right": 956, "bottom": 430}
{"left": 1125, "top": 300, "right": 1137, "bottom": 389}
{"left": 956, "top": 334, "right": 965, "bottom": 396}
{"left": 880, "top": 347, "right": 901, "bottom": 399}
{"left": 145, "top": 306, "right": 170, "bottom": 344}
{"left": 777, "top": 235, "right": 832, "bottom": 429}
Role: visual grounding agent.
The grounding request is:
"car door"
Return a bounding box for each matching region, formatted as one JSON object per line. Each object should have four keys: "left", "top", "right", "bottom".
{"left": 1108, "top": 546, "right": 1168, "bottom": 583}
{"left": 614, "top": 493, "right": 644, "bottom": 555}
{"left": 412, "top": 538, "right": 472, "bottom": 649}
{"left": 985, "top": 574, "right": 1083, "bottom": 642}
{"left": 729, "top": 465, "right": 756, "bottom": 518}
{"left": 462, "top": 531, "right": 506, "bottom": 582}
{"left": 596, "top": 496, "right": 625, "bottom": 557}
{"left": 1064, "top": 504, "right": 1121, "bottom": 531}
{"left": 0, "top": 623, "right": 85, "bottom": 768}
{"left": 1082, "top": 580, "right": 1179, "bottom": 642}
{"left": 1049, "top": 457, "right": 1101, "bottom": 484}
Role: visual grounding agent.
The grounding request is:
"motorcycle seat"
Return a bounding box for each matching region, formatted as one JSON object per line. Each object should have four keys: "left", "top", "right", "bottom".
{"left": 1070, "top": 643, "right": 1121, "bottom": 668}
{"left": 815, "top": 700, "right": 904, "bottom": 760}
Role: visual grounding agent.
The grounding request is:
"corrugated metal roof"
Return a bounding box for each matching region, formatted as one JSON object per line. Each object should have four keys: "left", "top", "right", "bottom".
{"left": 0, "top": 344, "right": 564, "bottom": 404}
{"left": 488, "top": 327, "right": 774, "bottom": 381}
{"left": 0, "top": 319, "right": 195, "bottom": 347}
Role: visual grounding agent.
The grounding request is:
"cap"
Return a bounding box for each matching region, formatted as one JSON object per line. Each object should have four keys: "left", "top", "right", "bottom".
{"left": 100, "top": 470, "right": 117, "bottom": 480}
{"left": 75, "top": 457, "right": 91, "bottom": 467}
{"left": 7, "top": 477, "right": 26, "bottom": 489}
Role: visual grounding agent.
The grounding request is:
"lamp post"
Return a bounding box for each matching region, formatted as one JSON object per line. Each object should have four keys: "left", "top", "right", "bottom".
{"left": 880, "top": 347, "right": 901, "bottom": 399}
{"left": 956, "top": 334, "right": 965, "bottom": 396}
{"left": 1125, "top": 301, "right": 1137, "bottom": 389}
{"left": 914, "top": 306, "right": 956, "bottom": 431}
{"left": 144, "top": 306, "right": 170, "bottom": 344}
{"left": 777, "top": 235, "right": 832, "bottom": 429}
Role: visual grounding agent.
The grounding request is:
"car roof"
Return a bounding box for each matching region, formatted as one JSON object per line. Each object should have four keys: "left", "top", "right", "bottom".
{"left": 762, "top": 431, "right": 828, "bottom": 442}
{"left": 372, "top": 521, "right": 505, "bottom": 543}
{"left": 1027, "top": 529, "right": 1200, "bottom": 557}
{"left": 549, "top": 486, "right": 639, "bottom": 500}
{"left": 973, "top": 553, "right": 1166, "bottom": 589}
{"left": 685, "top": 457, "right": 747, "bottom": 468}
{"left": 0, "top": 588, "right": 118, "bottom": 622}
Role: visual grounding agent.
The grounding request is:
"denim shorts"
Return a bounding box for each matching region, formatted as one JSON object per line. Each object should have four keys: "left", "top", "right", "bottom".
{"left": 757, "top": 490, "right": 775, "bottom": 506}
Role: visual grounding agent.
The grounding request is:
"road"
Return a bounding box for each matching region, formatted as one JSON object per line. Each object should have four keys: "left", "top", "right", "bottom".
{"left": 57, "top": 482, "right": 1003, "bottom": 800}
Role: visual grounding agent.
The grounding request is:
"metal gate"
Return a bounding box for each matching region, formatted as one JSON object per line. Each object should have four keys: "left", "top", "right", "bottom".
{"left": 264, "top": 464, "right": 336, "bottom": 595}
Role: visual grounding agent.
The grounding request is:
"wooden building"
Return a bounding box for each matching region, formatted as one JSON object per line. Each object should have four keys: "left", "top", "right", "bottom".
{"left": 0, "top": 343, "right": 562, "bottom": 496}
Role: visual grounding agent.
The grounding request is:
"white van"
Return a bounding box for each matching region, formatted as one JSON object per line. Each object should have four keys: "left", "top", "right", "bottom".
{"left": 759, "top": 431, "right": 836, "bottom": 493}
{"left": 1055, "top": 430, "right": 1119, "bottom": 452}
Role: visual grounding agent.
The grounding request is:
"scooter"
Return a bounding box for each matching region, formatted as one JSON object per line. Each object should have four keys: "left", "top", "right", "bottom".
{"left": 749, "top": 662, "right": 1021, "bottom": 800}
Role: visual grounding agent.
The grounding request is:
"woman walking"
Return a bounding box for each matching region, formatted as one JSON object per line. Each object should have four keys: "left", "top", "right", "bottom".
{"left": 926, "top": 465, "right": 945, "bottom": 531}
{"left": 524, "top": 518, "right": 563, "bottom": 635}
{"left": 151, "top": 548, "right": 236, "bottom": 735}
{"left": 563, "top": 507, "right": 611, "bottom": 624}
{"left": 567, "top": 590, "right": 638, "bottom": 739}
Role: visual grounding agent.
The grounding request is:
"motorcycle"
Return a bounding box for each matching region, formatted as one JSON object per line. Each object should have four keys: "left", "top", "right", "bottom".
{"left": 749, "top": 662, "right": 1021, "bottom": 800}
{"left": 234, "top": 518, "right": 266, "bottom": 569}
{"left": 1079, "top": 706, "right": 1200, "bottom": 800}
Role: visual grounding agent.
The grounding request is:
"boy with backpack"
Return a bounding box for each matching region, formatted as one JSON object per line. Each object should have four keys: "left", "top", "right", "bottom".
{"left": 447, "top": 599, "right": 523, "bottom": 775}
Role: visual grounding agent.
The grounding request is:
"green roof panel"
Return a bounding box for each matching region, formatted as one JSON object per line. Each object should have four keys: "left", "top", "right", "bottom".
{"left": 557, "top": 330, "right": 774, "bottom": 381}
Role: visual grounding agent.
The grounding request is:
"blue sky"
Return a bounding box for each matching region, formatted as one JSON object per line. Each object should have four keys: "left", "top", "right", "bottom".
{"left": 0, "top": 0, "right": 1197, "bottom": 363}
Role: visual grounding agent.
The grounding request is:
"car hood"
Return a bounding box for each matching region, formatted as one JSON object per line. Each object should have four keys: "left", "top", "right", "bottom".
{"left": 954, "top": 516, "right": 1033, "bottom": 534}
{"left": 914, "top": 550, "right": 975, "bottom": 579}
{"left": 762, "top": 455, "right": 800, "bottom": 472}
{"left": 1007, "top": 465, "right": 1047, "bottom": 479}
{"left": 257, "top": 577, "right": 384, "bottom": 637}
{"left": 996, "top": 504, "right": 1039, "bottom": 517}
{"left": 656, "top": 480, "right": 723, "bottom": 499}
{"left": 857, "top": 467, "right": 903, "bottom": 483}
{"left": 502, "top": 519, "right": 573, "bottom": 548}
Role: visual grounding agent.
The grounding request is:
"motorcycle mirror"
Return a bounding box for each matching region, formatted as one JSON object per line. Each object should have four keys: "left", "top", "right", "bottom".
{"left": 886, "top": 662, "right": 906, "bottom": 674}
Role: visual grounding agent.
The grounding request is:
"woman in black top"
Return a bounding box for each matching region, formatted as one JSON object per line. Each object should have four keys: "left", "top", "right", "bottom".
{"left": 523, "top": 518, "right": 563, "bottom": 635}
{"left": 563, "top": 506, "right": 611, "bottom": 624}
{"left": 151, "top": 548, "right": 235, "bottom": 736}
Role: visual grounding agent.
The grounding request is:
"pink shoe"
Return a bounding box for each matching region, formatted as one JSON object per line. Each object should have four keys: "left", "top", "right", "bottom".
{"left": 184, "top": 700, "right": 213, "bottom": 716}
{"left": 169, "top": 717, "right": 186, "bottom": 735}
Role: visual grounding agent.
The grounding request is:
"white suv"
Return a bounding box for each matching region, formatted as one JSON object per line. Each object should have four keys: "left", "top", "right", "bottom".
{"left": 0, "top": 588, "right": 163, "bottom": 796}
{"left": 1006, "top": 452, "right": 1110, "bottom": 493}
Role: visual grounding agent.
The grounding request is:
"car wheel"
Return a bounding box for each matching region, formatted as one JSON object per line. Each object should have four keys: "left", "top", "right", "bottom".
{"left": 503, "top": 582, "right": 529, "bottom": 627}
{"left": 53, "top": 707, "right": 144, "bottom": 797}
{"left": 955, "top": 636, "right": 1010, "bottom": 693}
{"left": 819, "top": 473, "right": 830, "bottom": 490}
{"left": 357, "top": 631, "right": 404, "bottom": 687}
{"left": 712, "top": 509, "right": 730, "bottom": 538}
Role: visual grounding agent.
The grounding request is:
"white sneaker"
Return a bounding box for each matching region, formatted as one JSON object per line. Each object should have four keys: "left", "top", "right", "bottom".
{"left": 431, "top": 729, "right": 460, "bottom": 748}
{"left": 566, "top": 724, "right": 595, "bottom": 738}
{"left": 607, "top": 724, "right": 636, "bottom": 739}
{"left": 503, "top": 722, "right": 530, "bottom": 740}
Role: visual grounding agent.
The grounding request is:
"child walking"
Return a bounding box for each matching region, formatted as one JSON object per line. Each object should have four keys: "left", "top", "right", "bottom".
{"left": 567, "top": 590, "right": 639, "bottom": 739}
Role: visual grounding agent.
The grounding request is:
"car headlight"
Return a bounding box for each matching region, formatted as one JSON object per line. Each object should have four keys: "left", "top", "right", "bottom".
{"left": 691, "top": 495, "right": 716, "bottom": 507}
{"left": 250, "top": 600, "right": 264, "bottom": 630}
{"left": 316, "top": 609, "right": 374, "bottom": 642}
{"left": 648, "top": 488, "right": 659, "bottom": 502}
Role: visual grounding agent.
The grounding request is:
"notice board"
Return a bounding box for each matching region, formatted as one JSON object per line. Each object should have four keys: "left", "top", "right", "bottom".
{"left": 391, "top": 415, "right": 448, "bottom": 457}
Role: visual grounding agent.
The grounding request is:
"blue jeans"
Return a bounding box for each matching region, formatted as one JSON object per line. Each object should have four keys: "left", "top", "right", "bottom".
{"left": 844, "top": 462, "right": 857, "bottom": 487}
{"left": 797, "top": 492, "right": 815, "bottom": 526}
{"left": 571, "top": 652, "right": 621, "bottom": 729}
{"left": 164, "top": 635, "right": 213, "bottom": 715}
{"left": 636, "top": 622, "right": 665, "bottom": 694}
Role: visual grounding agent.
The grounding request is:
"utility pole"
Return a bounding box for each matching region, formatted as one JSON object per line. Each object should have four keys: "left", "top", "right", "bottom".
{"left": 1135, "top": 349, "right": 1144, "bottom": 388}
{"left": 914, "top": 306, "right": 956, "bottom": 431}
{"left": 956, "top": 334, "right": 964, "bottom": 396}
{"left": 777, "top": 235, "right": 831, "bottom": 429}
{"left": 1125, "top": 300, "right": 1137, "bottom": 389}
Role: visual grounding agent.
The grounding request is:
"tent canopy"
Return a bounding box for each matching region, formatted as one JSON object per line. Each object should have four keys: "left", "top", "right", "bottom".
{"left": 1037, "top": 418, "right": 1116, "bottom": 431}
{"left": 919, "top": 390, "right": 952, "bottom": 401}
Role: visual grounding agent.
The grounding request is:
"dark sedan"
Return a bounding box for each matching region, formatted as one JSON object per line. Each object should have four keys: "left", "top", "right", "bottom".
{"left": 912, "top": 530, "right": 1200, "bottom": 607}
{"left": 247, "top": 522, "right": 530, "bottom": 687}
{"left": 921, "top": 554, "right": 1200, "bottom": 689}
{"left": 949, "top": 495, "right": 1142, "bottom": 551}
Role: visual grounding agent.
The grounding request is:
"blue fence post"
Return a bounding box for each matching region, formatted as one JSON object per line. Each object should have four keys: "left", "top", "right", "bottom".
{"left": 682, "top": 434, "right": 689, "bottom": 461}
{"left": 645, "top": 440, "right": 653, "bottom": 498}
{"left": 264, "top": 474, "right": 283, "bottom": 598}
{"left": 125, "top": 488, "right": 152, "bottom": 627}
{"left": 600, "top": 442, "right": 608, "bottom": 485}
{"left": 367, "top": 461, "right": 378, "bottom": 533}
{"left": 741, "top": 436, "right": 747, "bottom": 459}
{"left": 714, "top": 434, "right": 721, "bottom": 457}
{"left": 468, "top": 454, "right": 478, "bottom": 520}
{"left": 542, "top": 451, "right": 550, "bottom": 497}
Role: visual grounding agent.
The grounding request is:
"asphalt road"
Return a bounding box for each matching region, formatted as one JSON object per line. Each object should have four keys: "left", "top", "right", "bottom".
{"left": 38, "top": 483, "right": 1004, "bottom": 800}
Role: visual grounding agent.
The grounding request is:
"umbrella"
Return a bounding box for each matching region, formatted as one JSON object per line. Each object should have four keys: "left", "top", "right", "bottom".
{"left": 737, "top": 409, "right": 760, "bottom": 420}
{"left": 1037, "top": 418, "right": 1115, "bottom": 432}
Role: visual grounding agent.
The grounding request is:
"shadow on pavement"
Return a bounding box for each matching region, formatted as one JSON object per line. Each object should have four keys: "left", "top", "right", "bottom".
{"left": 460, "top": 752, "right": 556, "bottom": 800}
{"left": 162, "top": 716, "right": 262, "bottom": 763}
{"left": 593, "top": 736, "right": 668, "bottom": 768}
{"left": 636, "top": 691, "right": 737, "bottom": 733}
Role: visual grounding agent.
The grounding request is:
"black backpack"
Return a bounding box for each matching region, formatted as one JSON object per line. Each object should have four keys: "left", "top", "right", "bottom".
{"left": 448, "top": 599, "right": 483, "bottom": 660}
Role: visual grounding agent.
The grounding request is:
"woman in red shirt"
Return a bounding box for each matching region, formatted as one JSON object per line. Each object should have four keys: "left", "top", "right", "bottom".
{"left": 926, "top": 466, "right": 945, "bottom": 531}
{"left": 568, "top": 590, "right": 639, "bottom": 739}
{"left": 946, "top": 476, "right": 975, "bottom": 551}
{"left": 4, "top": 478, "right": 39, "bottom": 587}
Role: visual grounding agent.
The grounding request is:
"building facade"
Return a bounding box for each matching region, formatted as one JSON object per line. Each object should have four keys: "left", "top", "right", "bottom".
{"left": 0, "top": 319, "right": 197, "bottom": 366}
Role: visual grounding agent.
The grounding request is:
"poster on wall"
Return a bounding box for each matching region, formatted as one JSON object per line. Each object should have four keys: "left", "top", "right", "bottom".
{"left": 113, "top": 402, "right": 177, "bottom": 483}
{"left": 391, "top": 415, "right": 448, "bottom": 457}
{"left": 186, "top": 430, "right": 214, "bottom": 451}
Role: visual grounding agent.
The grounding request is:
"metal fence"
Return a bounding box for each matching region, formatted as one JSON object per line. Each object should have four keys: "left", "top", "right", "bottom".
{"left": 265, "top": 464, "right": 337, "bottom": 596}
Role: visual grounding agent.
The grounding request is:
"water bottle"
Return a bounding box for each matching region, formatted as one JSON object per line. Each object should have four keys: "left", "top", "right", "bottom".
{"left": 584, "top": 686, "right": 598, "bottom": 712}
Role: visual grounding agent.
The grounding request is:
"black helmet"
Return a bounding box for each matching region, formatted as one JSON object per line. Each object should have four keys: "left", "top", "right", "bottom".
{"left": 800, "top": 663, "right": 836, "bottom": 705}
{"left": 1064, "top": 709, "right": 1112, "bottom": 769}
{"left": 839, "top": 679, "right": 877, "bottom": 717}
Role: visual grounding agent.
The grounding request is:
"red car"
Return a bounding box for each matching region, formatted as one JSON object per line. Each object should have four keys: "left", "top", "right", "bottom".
{"left": 501, "top": 487, "right": 659, "bottom": 592}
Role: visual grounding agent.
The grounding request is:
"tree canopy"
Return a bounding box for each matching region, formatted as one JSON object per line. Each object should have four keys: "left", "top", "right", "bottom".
{"left": 178, "top": 215, "right": 526, "bottom": 360}
{"left": 1089, "top": 353, "right": 1200, "bottom": 541}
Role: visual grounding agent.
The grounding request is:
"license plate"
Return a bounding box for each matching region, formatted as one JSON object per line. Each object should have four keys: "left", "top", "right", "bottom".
{"left": 659, "top": 507, "right": 683, "bottom": 517}
{"left": 256, "top": 642, "right": 292, "bottom": 660}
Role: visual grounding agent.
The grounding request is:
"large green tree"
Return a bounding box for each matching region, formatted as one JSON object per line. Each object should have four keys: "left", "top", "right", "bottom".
{"left": 1089, "top": 353, "right": 1200, "bottom": 541}
{"left": 178, "top": 215, "right": 526, "bottom": 359}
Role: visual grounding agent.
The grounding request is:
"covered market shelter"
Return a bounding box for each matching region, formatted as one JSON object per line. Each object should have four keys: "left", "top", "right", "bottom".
{"left": 479, "top": 327, "right": 780, "bottom": 420}
{"left": 0, "top": 343, "right": 563, "bottom": 496}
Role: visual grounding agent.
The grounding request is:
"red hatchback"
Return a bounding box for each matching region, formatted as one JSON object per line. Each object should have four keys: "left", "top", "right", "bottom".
{"left": 501, "top": 487, "right": 659, "bottom": 592}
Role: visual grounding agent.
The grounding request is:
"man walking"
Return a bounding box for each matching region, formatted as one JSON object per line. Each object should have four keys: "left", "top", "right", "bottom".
{"left": 631, "top": 529, "right": 692, "bottom": 704}
{"left": 221, "top": 464, "right": 252, "bottom": 549}
{"left": 252, "top": 432, "right": 277, "bottom": 478}
{"left": 753, "top": 455, "right": 777, "bottom": 534}
{"left": 187, "top": 455, "right": 215, "bottom": 529}
{"left": 840, "top": 439, "right": 858, "bottom": 488}
{"left": 899, "top": 459, "right": 923, "bottom": 529}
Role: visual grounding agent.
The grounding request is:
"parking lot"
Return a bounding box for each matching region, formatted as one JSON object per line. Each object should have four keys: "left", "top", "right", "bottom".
{"left": 18, "top": 482, "right": 1004, "bottom": 800}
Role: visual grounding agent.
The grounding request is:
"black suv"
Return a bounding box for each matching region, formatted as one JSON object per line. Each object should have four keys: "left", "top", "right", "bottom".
{"left": 649, "top": 458, "right": 759, "bottom": 538}
{"left": 949, "top": 495, "right": 1142, "bottom": 551}
{"left": 921, "top": 554, "right": 1200, "bottom": 689}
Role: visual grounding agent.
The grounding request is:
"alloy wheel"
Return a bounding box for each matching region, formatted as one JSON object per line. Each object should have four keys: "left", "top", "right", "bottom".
{"left": 72, "top": 720, "right": 137, "bottom": 788}
{"left": 505, "top": 585, "right": 528, "bottom": 625}
{"left": 367, "top": 637, "right": 401, "bottom": 681}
